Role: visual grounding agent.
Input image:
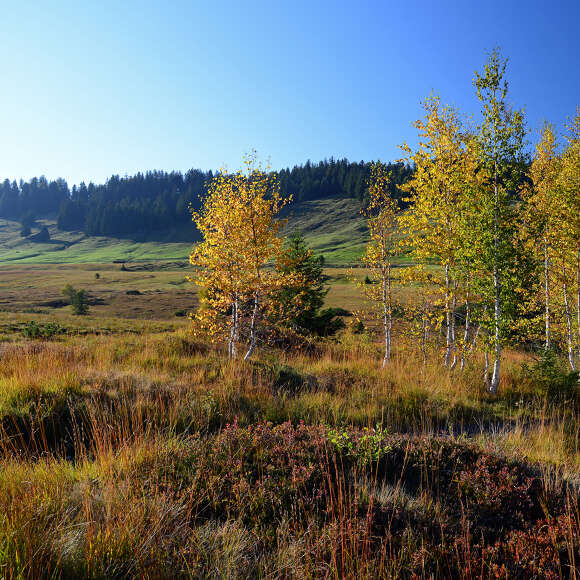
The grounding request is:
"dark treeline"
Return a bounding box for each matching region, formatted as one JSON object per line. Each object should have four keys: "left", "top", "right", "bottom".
{"left": 0, "top": 159, "right": 412, "bottom": 237}
{"left": 277, "top": 158, "right": 411, "bottom": 204}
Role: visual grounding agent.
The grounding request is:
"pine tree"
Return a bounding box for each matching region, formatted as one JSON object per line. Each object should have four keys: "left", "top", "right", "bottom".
{"left": 271, "top": 231, "right": 327, "bottom": 333}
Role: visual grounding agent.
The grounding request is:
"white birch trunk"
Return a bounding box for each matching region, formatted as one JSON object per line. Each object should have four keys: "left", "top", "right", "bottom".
{"left": 489, "top": 171, "right": 502, "bottom": 394}
{"left": 444, "top": 263, "right": 452, "bottom": 367}
{"left": 244, "top": 291, "right": 259, "bottom": 361}
{"left": 228, "top": 295, "right": 239, "bottom": 359}
{"left": 484, "top": 350, "right": 490, "bottom": 390}
{"left": 544, "top": 237, "right": 551, "bottom": 350}
{"left": 382, "top": 263, "right": 392, "bottom": 367}
{"left": 450, "top": 280, "right": 458, "bottom": 369}
{"left": 563, "top": 265, "right": 576, "bottom": 371}
{"left": 460, "top": 281, "right": 470, "bottom": 370}
{"left": 466, "top": 305, "right": 486, "bottom": 364}
{"left": 490, "top": 270, "right": 502, "bottom": 392}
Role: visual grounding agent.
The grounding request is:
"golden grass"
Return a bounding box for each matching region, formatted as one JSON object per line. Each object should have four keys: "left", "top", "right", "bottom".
{"left": 1, "top": 263, "right": 579, "bottom": 577}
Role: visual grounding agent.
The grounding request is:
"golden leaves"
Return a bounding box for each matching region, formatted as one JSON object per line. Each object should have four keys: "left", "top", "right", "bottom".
{"left": 188, "top": 154, "right": 293, "bottom": 351}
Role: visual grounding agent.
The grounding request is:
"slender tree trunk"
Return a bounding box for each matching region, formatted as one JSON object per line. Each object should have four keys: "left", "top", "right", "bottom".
{"left": 450, "top": 280, "right": 458, "bottom": 369}
{"left": 468, "top": 322, "right": 482, "bottom": 358}
{"left": 484, "top": 350, "right": 490, "bottom": 390}
{"left": 490, "top": 170, "right": 502, "bottom": 394}
{"left": 444, "top": 263, "right": 452, "bottom": 367}
{"left": 460, "top": 280, "right": 471, "bottom": 370}
{"left": 543, "top": 237, "right": 551, "bottom": 350}
{"left": 563, "top": 263, "right": 577, "bottom": 371}
{"left": 244, "top": 291, "right": 259, "bottom": 361}
{"left": 228, "top": 294, "right": 239, "bottom": 359}
{"left": 421, "top": 298, "right": 428, "bottom": 367}
{"left": 466, "top": 305, "right": 486, "bottom": 364}
{"left": 576, "top": 250, "right": 580, "bottom": 361}
{"left": 490, "top": 272, "right": 502, "bottom": 393}
{"left": 382, "top": 263, "right": 392, "bottom": 367}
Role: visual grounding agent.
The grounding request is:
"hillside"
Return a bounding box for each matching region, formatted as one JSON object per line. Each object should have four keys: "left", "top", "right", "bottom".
{"left": 0, "top": 197, "right": 367, "bottom": 264}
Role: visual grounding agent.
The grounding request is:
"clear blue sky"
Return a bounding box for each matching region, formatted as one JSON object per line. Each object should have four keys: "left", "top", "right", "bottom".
{"left": 1, "top": 0, "right": 578, "bottom": 185}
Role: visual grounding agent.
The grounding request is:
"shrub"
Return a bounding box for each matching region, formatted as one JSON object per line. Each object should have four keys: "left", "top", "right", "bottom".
{"left": 521, "top": 349, "right": 579, "bottom": 399}
{"left": 61, "top": 284, "right": 89, "bottom": 315}
{"left": 307, "top": 307, "right": 348, "bottom": 336}
{"left": 21, "top": 321, "right": 65, "bottom": 339}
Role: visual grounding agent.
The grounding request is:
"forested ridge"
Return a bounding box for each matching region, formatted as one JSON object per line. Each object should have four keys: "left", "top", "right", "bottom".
{"left": 0, "top": 159, "right": 412, "bottom": 237}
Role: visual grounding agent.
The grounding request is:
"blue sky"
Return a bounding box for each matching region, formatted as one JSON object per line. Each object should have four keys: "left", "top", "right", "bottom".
{"left": 1, "top": 0, "right": 578, "bottom": 185}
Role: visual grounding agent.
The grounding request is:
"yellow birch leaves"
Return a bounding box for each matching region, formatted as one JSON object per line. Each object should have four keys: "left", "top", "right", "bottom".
{"left": 189, "top": 154, "right": 291, "bottom": 358}
{"left": 360, "top": 161, "right": 400, "bottom": 365}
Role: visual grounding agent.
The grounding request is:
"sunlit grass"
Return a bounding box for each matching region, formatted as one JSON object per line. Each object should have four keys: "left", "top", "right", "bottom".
{"left": 0, "top": 260, "right": 579, "bottom": 576}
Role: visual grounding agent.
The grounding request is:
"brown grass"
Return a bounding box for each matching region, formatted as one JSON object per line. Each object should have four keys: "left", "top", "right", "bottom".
{"left": 0, "top": 264, "right": 579, "bottom": 578}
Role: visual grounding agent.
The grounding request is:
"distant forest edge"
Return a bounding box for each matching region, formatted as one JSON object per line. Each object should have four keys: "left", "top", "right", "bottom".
{"left": 0, "top": 159, "right": 412, "bottom": 237}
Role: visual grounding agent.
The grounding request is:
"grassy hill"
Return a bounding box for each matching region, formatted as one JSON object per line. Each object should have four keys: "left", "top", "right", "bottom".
{"left": 0, "top": 197, "right": 367, "bottom": 265}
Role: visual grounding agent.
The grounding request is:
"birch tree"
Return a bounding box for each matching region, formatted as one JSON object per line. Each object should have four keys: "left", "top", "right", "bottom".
{"left": 360, "top": 161, "right": 400, "bottom": 367}
{"left": 525, "top": 123, "right": 560, "bottom": 351}
{"left": 190, "top": 170, "right": 246, "bottom": 358}
{"left": 400, "top": 95, "right": 478, "bottom": 368}
{"left": 473, "top": 49, "right": 526, "bottom": 393}
{"left": 189, "top": 154, "right": 291, "bottom": 360}
{"left": 557, "top": 110, "right": 580, "bottom": 370}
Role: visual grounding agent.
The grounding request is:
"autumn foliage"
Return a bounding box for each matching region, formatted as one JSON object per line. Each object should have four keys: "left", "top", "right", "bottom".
{"left": 189, "top": 153, "right": 295, "bottom": 360}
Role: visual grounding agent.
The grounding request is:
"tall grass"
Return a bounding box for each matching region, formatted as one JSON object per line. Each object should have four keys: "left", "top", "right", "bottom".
{"left": 0, "top": 329, "right": 579, "bottom": 578}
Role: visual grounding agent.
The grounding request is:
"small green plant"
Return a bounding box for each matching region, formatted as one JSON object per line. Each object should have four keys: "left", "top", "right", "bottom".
{"left": 521, "top": 349, "right": 579, "bottom": 399}
{"left": 61, "top": 284, "right": 89, "bottom": 315}
{"left": 21, "top": 321, "right": 65, "bottom": 339}
{"left": 327, "top": 424, "right": 390, "bottom": 463}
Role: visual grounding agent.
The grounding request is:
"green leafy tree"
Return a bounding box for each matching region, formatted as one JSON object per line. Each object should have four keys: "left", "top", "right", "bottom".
{"left": 472, "top": 48, "right": 526, "bottom": 392}
{"left": 557, "top": 109, "right": 580, "bottom": 370}
{"left": 524, "top": 123, "right": 560, "bottom": 351}
{"left": 61, "top": 284, "right": 89, "bottom": 315}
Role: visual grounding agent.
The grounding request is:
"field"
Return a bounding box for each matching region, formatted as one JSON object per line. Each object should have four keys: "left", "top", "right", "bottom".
{"left": 0, "top": 263, "right": 370, "bottom": 333}
{"left": 0, "top": 260, "right": 579, "bottom": 578}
